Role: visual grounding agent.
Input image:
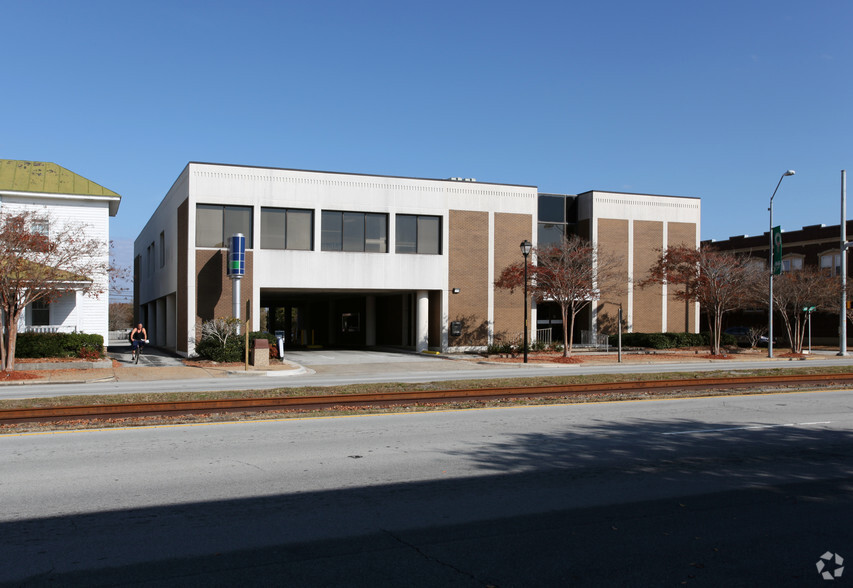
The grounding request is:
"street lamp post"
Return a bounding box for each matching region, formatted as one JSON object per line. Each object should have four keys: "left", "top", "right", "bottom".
{"left": 520, "top": 240, "right": 532, "bottom": 364}
{"left": 768, "top": 170, "right": 795, "bottom": 358}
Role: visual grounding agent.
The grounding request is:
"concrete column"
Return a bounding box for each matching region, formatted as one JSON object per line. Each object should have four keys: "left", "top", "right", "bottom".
{"left": 166, "top": 294, "right": 176, "bottom": 349}
{"left": 156, "top": 297, "right": 167, "bottom": 346}
{"left": 365, "top": 295, "right": 376, "bottom": 346}
{"left": 416, "top": 290, "right": 429, "bottom": 352}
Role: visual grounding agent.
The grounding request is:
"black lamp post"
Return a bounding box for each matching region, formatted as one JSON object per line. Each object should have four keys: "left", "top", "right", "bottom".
{"left": 520, "top": 240, "right": 532, "bottom": 363}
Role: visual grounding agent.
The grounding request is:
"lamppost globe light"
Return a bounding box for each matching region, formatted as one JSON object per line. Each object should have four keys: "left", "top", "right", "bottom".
{"left": 520, "top": 240, "right": 532, "bottom": 256}
{"left": 785, "top": 170, "right": 796, "bottom": 176}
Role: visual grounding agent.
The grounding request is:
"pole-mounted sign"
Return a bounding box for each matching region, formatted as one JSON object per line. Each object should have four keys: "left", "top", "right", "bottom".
{"left": 772, "top": 226, "right": 782, "bottom": 275}
{"left": 227, "top": 233, "right": 246, "bottom": 278}
{"left": 227, "top": 233, "right": 245, "bottom": 332}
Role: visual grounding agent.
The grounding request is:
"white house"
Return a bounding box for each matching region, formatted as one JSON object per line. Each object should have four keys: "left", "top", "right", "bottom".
{"left": 0, "top": 160, "right": 121, "bottom": 343}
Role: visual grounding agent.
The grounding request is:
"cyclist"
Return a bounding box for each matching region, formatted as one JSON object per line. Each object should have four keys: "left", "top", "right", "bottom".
{"left": 129, "top": 323, "right": 149, "bottom": 360}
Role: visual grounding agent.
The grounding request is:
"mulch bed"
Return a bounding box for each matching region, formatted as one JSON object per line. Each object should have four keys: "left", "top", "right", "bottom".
{"left": 0, "top": 370, "right": 41, "bottom": 381}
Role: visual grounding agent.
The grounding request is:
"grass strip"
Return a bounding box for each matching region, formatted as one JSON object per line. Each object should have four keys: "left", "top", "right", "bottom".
{"left": 1, "top": 365, "right": 851, "bottom": 411}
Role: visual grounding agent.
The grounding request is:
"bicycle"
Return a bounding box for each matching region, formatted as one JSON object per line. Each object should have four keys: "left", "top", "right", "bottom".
{"left": 131, "top": 340, "right": 148, "bottom": 364}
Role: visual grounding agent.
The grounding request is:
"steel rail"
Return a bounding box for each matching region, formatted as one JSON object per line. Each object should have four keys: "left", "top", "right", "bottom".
{"left": 2, "top": 372, "right": 852, "bottom": 424}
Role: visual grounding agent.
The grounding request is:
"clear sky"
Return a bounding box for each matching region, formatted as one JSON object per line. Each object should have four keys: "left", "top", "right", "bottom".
{"left": 4, "top": 0, "right": 852, "bottom": 274}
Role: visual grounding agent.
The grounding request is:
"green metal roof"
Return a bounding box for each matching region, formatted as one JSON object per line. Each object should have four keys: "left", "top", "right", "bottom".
{"left": 0, "top": 160, "right": 120, "bottom": 198}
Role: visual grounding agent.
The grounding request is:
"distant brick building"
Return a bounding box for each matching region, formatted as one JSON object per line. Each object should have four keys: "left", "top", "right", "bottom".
{"left": 703, "top": 222, "right": 850, "bottom": 345}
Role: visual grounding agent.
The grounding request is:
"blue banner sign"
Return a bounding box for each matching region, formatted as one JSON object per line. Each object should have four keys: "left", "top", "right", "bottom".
{"left": 227, "top": 233, "right": 245, "bottom": 278}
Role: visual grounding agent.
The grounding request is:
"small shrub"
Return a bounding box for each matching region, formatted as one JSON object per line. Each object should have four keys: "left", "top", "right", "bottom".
{"left": 16, "top": 332, "right": 104, "bottom": 359}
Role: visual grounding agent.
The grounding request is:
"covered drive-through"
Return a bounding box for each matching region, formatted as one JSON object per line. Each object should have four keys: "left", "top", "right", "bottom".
{"left": 260, "top": 289, "right": 442, "bottom": 351}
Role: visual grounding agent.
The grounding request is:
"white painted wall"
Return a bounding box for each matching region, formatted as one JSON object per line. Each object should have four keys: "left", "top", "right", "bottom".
{"left": 1, "top": 196, "right": 112, "bottom": 342}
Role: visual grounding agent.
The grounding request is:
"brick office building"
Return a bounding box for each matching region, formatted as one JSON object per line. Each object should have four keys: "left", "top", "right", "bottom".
{"left": 135, "top": 162, "right": 700, "bottom": 356}
{"left": 703, "top": 222, "right": 851, "bottom": 345}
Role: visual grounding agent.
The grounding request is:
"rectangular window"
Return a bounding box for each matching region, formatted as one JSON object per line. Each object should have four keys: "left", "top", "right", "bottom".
{"left": 821, "top": 253, "right": 842, "bottom": 276}
{"left": 286, "top": 209, "right": 313, "bottom": 250}
{"left": 31, "top": 299, "right": 49, "bottom": 326}
{"left": 782, "top": 257, "right": 803, "bottom": 273}
{"left": 364, "top": 213, "right": 387, "bottom": 253}
{"left": 261, "top": 208, "right": 313, "bottom": 250}
{"left": 321, "top": 211, "right": 343, "bottom": 251}
{"left": 196, "top": 204, "right": 253, "bottom": 248}
{"left": 159, "top": 232, "right": 165, "bottom": 267}
{"left": 342, "top": 212, "right": 365, "bottom": 252}
{"left": 538, "top": 195, "right": 565, "bottom": 223}
{"left": 395, "top": 215, "right": 417, "bottom": 254}
{"left": 396, "top": 214, "right": 441, "bottom": 254}
{"left": 322, "top": 211, "right": 387, "bottom": 252}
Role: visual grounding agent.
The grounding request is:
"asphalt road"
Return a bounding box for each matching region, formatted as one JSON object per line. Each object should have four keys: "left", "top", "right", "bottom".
{"left": 4, "top": 354, "right": 853, "bottom": 400}
{"left": 2, "top": 389, "right": 852, "bottom": 585}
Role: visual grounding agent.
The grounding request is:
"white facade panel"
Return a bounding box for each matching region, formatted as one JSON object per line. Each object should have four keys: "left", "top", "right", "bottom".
{"left": 1, "top": 196, "right": 111, "bottom": 342}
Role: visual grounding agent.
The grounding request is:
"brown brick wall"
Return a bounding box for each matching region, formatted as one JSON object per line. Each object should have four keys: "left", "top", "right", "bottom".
{"left": 596, "top": 219, "right": 629, "bottom": 334}
{"left": 177, "top": 199, "right": 189, "bottom": 352}
{"left": 494, "top": 212, "right": 532, "bottom": 342}
{"left": 667, "top": 222, "right": 697, "bottom": 332}
{"left": 448, "top": 210, "right": 490, "bottom": 345}
{"left": 195, "top": 249, "right": 254, "bottom": 341}
{"left": 633, "top": 221, "right": 664, "bottom": 332}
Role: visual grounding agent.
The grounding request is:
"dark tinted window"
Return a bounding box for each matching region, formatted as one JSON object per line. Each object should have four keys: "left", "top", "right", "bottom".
{"left": 538, "top": 196, "right": 565, "bottom": 223}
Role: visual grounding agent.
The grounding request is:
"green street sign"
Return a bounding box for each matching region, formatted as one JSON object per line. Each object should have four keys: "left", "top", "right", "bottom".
{"left": 803, "top": 306, "right": 817, "bottom": 312}
{"left": 772, "top": 226, "right": 782, "bottom": 275}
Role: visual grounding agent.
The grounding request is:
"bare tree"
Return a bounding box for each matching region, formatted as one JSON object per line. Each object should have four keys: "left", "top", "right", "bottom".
{"left": 0, "top": 210, "right": 108, "bottom": 370}
{"left": 495, "top": 236, "right": 623, "bottom": 357}
{"left": 772, "top": 268, "right": 838, "bottom": 353}
{"left": 643, "top": 245, "right": 763, "bottom": 355}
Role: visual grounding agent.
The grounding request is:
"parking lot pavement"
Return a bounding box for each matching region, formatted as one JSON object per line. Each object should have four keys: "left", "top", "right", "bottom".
{"left": 282, "top": 349, "right": 445, "bottom": 366}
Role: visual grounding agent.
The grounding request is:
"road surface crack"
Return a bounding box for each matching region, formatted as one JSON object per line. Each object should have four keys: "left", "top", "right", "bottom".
{"left": 382, "top": 528, "right": 496, "bottom": 586}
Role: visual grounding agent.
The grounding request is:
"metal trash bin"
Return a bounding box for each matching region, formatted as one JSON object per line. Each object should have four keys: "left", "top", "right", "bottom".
{"left": 274, "top": 330, "right": 285, "bottom": 358}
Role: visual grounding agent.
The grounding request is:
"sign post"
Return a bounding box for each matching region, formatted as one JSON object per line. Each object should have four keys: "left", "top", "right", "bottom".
{"left": 803, "top": 306, "right": 817, "bottom": 353}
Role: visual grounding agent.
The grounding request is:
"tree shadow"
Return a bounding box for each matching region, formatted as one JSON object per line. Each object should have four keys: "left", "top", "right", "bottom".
{"left": 3, "top": 412, "right": 853, "bottom": 585}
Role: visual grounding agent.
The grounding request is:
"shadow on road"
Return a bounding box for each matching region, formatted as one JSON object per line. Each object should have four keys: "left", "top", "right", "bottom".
{"left": 3, "top": 419, "right": 852, "bottom": 586}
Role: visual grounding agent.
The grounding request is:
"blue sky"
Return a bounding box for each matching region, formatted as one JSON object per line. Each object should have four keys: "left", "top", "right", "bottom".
{"left": 4, "top": 0, "right": 852, "bottom": 273}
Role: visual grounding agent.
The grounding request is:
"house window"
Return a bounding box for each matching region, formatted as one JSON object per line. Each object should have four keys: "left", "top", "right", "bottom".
{"left": 159, "top": 232, "right": 165, "bottom": 268}
{"left": 261, "top": 208, "right": 313, "bottom": 250}
{"left": 32, "top": 220, "right": 49, "bottom": 237}
{"left": 821, "top": 252, "right": 842, "bottom": 276}
{"left": 396, "top": 214, "right": 441, "bottom": 254}
{"left": 196, "top": 205, "right": 253, "bottom": 248}
{"left": 781, "top": 256, "right": 803, "bottom": 272}
{"left": 31, "top": 300, "right": 49, "bottom": 326}
{"left": 321, "top": 211, "right": 387, "bottom": 252}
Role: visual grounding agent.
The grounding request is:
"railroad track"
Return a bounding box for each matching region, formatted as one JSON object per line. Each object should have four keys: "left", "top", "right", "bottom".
{"left": 2, "top": 372, "right": 852, "bottom": 425}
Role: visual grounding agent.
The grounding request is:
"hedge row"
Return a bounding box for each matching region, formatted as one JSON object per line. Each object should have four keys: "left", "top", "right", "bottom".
{"left": 15, "top": 332, "right": 105, "bottom": 358}
{"left": 607, "top": 331, "right": 737, "bottom": 349}
{"left": 195, "top": 331, "right": 278, "bottom": 363}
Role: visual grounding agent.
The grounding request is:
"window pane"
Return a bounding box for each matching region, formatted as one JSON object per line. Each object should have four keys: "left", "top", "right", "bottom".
{"left": 31, "top": 300, "right": 49, "bottom": 326}
{"left": 261, "top": 208, "right": 286, "bottom": 249}
{"left": 538, "top": 196, "right": 564, "bottom": 223}
{"left": 196, "top": 205, "right": 224, "bottom": 247}
{"left": 538, "top": 223, "right": 564, "bottom": 247}
{"left": 396, "top": 215, "right": 417, "bottom": 253}
{"left": 286, "top": 210, "right": 313, "bottom": 250}
{"left": 342, "top": 212, "right": 365, "bottom": 252}
{"left": 224, "top": 206, "right": 253, "bottom": 248}
{"left": 364, "top": 213, "right": 387, "bottom": 253}
{"left": 321, "top": 211, "right": 342, "bottom": 251}
{"left": 417, "top": 216, "right": 440, "bottom": 254}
